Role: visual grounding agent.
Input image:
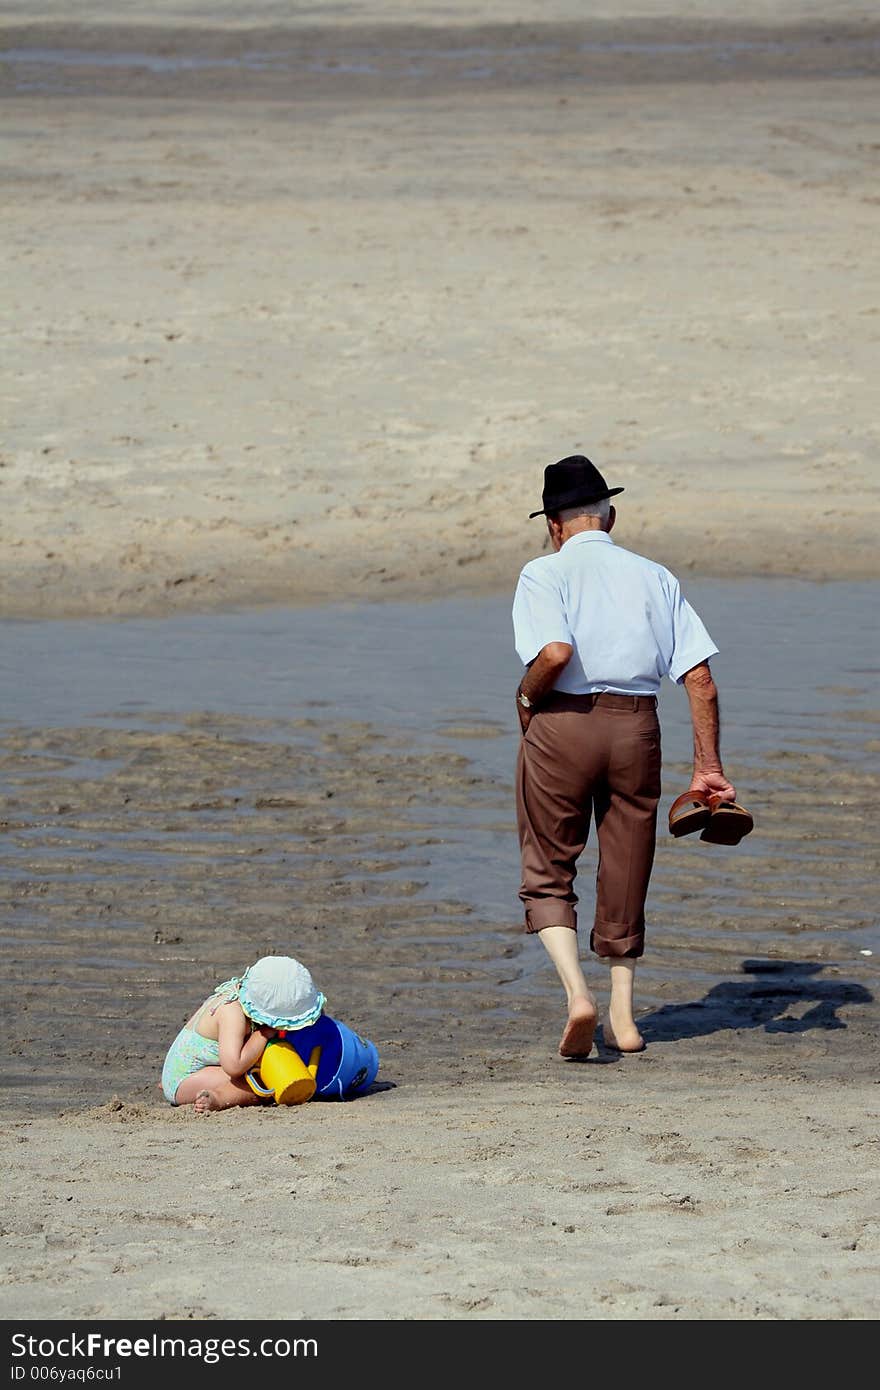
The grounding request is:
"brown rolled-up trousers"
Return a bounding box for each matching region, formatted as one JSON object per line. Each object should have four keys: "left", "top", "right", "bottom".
{"left": 515, "top": 691, "right": 661, "bottom": 958}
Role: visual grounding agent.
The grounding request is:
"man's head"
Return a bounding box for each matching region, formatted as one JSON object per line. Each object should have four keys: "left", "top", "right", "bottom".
{"left": 546, "top": 497, "right": 615, "bottom": 551}
{"left": 530, "top": 454, "right": 622, "bottom": 552}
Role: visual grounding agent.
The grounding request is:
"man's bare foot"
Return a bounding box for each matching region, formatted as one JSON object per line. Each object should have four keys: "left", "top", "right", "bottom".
{"left": 193, "top": 1088, "right": 225, "bottom": 1113}
{"left": 559, "top": 995, "right": 598, "bottom": 1058}
{"left": 603, "top": 1014, "right": 645, "bottom": 1053}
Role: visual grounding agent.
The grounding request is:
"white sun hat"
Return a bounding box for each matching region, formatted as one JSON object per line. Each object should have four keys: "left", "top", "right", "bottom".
{"left": 238, "top": 956, "right": 326, "bottom": 1031}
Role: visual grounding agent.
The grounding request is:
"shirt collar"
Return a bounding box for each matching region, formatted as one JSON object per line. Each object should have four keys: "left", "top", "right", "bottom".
{"left": 561, "top": 531, "right": 614, "bottom": 549}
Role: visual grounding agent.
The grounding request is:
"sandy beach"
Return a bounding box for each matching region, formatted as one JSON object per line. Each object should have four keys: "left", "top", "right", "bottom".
{"left": 1, "top": 0, "right": 879, "bottom": 1325}
{"left": 1, "top": 1, "right": 879, "bottom": 618}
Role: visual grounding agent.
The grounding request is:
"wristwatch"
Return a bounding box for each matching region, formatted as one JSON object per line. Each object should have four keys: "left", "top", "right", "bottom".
{"left": 517, "top": 689, "right": 533, "bottom": 710}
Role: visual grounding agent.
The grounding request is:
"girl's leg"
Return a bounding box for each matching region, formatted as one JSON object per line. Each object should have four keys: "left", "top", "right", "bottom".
{"left": 175, "top": 1066, "right": 263, "bottom": 1112}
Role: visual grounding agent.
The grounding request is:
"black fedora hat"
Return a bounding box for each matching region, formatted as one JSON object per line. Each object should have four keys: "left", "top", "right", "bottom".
{"left": 529, "top": 454, "right": 624, "bottom": 519}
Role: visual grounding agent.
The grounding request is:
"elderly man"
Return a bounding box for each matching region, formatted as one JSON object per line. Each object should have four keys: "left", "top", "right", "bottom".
{"left": 513, "top": 454, "right": 742, "bottom": 1060}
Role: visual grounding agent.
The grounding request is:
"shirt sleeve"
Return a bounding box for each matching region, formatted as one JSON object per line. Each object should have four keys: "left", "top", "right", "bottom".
{"left": 667, "top": 581, "right": 719, "bottom": 684}
{"left": 512, "top": 562, "right": 572, "bottom": 667}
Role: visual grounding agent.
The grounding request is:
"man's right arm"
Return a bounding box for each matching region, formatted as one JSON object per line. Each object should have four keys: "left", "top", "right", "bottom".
{"left": 512, "top": 562, "right": 572, "bottom": 733}
{"left": 682, "top": 661, "right": 736, "bottom": 802}
{"left": 516, "top": 641, "right": 573, "bottom": 733}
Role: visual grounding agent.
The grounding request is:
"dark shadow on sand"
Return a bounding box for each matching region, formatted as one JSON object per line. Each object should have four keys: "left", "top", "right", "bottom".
{"left": 637, "top": 958, "right": 873, "bottom": 1044}
{"left": 349, "top": 1079, "right": 397, "bottom": 1097}
{"left": 561, "top": 1052, "right": 621, "bottom": 1066}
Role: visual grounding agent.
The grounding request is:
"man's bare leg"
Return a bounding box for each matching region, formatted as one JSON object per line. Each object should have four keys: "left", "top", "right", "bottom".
{"left": 537, "top": 926, "right": 597, "bottom": 1057}
{"left": 604, "top": 959, "right": 645, "bottom": 1052}
{"left": 175, "top": 1066, "right": 263, "bottom": 1112}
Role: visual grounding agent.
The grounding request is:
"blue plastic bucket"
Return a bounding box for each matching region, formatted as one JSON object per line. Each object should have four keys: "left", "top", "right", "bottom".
{"left": 285, "top": 1014, "right": 379, "bottom": 1100}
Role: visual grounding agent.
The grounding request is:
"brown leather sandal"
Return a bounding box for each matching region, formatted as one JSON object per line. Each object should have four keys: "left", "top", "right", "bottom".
{"left": 699, "top": 794, "right": 754, "bottom": 845}
{"left": 668, "top": 790, "right": 711, "bottom": 838}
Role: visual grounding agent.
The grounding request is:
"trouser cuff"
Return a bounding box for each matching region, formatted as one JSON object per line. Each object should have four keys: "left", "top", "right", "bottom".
{"left": 590, "top": 922, "right": 644, "bottom": 958}
{"left": 524, "top": 900, "right": 577, "bottom": 933}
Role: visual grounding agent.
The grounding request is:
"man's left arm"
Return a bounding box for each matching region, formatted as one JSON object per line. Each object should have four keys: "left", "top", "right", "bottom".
{"left": 516, "top": 642, "right": 573, "bottom": 734}
{"left": 681, "top": 660, "right": 736, "bottom": 801}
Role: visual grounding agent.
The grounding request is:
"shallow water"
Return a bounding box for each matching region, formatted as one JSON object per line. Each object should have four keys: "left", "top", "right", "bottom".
{"left": 4, "top": 33, "right": 878, "bottom": 79}
{"left": 2, "top": 577, "right": 877, "bottom": 762}
{"left": 4, "top": 28, "right": 879, "bottom": 99}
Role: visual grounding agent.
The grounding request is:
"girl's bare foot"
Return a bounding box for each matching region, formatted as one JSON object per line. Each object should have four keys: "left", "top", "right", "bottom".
{"left": 559, "top": 994, "right": 598, "bottom": 1058}
{"left": 603, "top": 1011, "right": 645, "bottom": 1053}
{"left": 193, "top": 1088, "right": 225, "bottom": 1113}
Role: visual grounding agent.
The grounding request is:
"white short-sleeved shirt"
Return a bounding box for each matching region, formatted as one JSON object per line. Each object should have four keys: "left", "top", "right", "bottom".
{"left": 512, "top": 531, "right": 718, "bottom": 695}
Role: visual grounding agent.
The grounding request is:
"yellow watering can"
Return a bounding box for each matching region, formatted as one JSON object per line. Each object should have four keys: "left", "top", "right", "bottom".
{"left": 245, "top": 1039, "right": 322, "bottom": 1105}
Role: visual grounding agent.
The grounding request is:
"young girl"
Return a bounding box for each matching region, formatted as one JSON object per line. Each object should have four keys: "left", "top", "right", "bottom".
{"left": 161, "top": 955, "right": 326, "bottom": 1113}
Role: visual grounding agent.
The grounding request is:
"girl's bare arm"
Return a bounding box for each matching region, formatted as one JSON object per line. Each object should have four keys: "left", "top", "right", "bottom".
{"left": 217, "top": 1004, "right": 276, "bottom": 1077}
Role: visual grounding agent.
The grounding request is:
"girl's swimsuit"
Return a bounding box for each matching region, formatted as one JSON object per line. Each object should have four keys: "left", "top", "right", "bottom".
{"left": 161, "top": 978, "right": 242, "bottom": 1104}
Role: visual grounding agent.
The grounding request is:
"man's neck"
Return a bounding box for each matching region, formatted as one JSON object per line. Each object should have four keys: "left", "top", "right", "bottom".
{"left": 560, "top": 518, "right": 607, "bottom": 543}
